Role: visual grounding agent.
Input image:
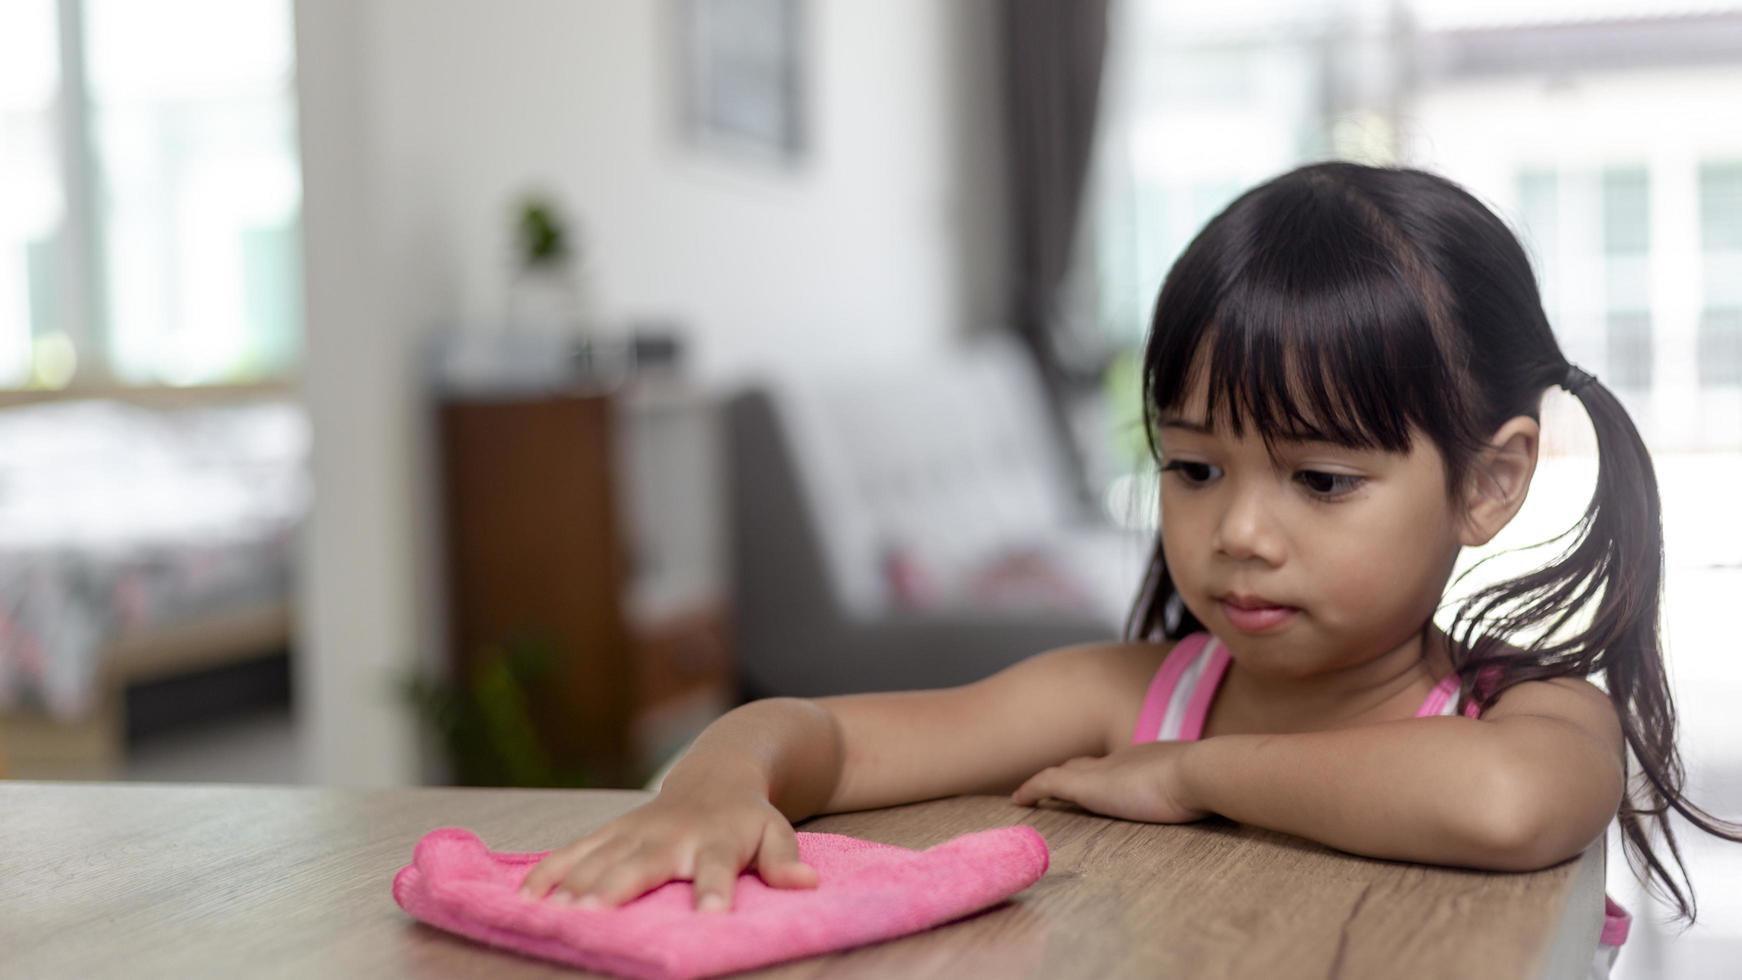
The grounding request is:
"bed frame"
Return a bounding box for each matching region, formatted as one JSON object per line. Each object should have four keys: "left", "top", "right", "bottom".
{"left": 0, "top": 382, "right": 299, "bottom": 780}
{"left": 0, "top": 601, "right": 293, "bottom": 780}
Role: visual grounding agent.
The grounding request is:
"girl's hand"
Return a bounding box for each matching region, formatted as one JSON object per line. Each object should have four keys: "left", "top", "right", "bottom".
{"left": 1011, "top": 740, "right": 1211, "bottom": 824}
{"left": 516, "top": 781, "right": 818, "bottom": 912}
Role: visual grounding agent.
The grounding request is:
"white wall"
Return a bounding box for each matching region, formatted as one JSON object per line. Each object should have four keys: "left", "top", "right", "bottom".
{"left": 292, "top": 0, "right": 1007, "bottom": 784}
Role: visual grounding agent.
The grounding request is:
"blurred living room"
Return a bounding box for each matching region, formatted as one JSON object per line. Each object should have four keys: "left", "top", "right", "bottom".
{"left": 2, "top": 0, "right": 1740, "bottom": 976}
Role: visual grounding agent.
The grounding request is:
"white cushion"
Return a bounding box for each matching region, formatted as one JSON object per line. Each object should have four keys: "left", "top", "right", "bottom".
{"left": 766, "top": 335, "right": 1111, "bottom": 617}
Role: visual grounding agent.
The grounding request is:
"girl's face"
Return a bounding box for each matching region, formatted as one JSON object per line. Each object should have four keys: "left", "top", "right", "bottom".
{"left": 1156, "top": 374, "right": 1466, "bottom": 679}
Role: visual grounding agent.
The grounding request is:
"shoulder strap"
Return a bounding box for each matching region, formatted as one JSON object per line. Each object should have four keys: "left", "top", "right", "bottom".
{"left": 1131, "top": 632, "right": 1217, "bottom": 744}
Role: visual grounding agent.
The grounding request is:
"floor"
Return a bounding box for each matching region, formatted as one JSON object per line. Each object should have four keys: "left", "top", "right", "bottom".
{"left": 122, "top": 705, "right": 302, "bottom": 785}
{"left": 117, "top": 647, "right": 304, "bottom": 785}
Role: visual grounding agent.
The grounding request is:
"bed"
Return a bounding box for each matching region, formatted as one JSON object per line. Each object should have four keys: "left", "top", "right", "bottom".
{"left": 0, "top": 389, "right": 307, "bottom": 778}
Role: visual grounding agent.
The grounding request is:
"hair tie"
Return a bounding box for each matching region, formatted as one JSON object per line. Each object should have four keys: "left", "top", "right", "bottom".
{"left": 1562, "top": 364, "right": 1597, "bottom": 395}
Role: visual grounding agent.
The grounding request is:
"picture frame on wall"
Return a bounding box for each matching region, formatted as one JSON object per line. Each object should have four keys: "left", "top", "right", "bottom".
{"left": 677, "top": 0, "right": 807, "bottom": 166}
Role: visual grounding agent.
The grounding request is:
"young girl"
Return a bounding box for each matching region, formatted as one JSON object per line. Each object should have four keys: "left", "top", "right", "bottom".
{"left": 518, "top": 162, "right": 1742, "bottom": 976}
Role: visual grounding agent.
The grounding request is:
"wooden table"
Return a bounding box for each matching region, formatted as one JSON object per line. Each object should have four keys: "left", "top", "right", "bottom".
{"left": 0, "top": 782, "right": 1604, "bottom": 978}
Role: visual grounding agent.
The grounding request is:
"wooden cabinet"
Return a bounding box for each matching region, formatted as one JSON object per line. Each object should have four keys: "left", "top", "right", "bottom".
{"left": 435, "top": 386, "right": 732, "bottom": 788}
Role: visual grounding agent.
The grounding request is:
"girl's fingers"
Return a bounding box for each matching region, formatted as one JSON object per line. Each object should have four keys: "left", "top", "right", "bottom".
{"left": 552, "top": 838, "right": 642, "bottom": 903}
{"left": 584, "top": 843, "right": 687, "bottom": 908}
{"left": 690, "top": 843, "right": 744, "bottom": 912}
{"left": 1012, "top": 769, "right": 1061, "bottom": 806}
{"left": 520, "top": 818, "right": 813, "bottom": 915}
{"left": 752, "top": 822, "right": 817, "bottom": 890}
{"left": 519, "top": 832, "right": 614, "bottom": 898}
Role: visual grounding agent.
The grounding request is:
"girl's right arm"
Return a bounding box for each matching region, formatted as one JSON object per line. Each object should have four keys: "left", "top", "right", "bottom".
{"left": 515, "top": 640, "right": 1167, "bottom": 911}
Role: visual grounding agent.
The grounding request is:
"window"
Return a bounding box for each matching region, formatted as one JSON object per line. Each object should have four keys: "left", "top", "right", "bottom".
{"left": 1700, "top": 309, "right": 1742, "bottom": 387}
{"left": 0, "top": 0, "right": 300, "bottom": 390}
{"left": 1601, "top": 168, "right": 1652, "bottom": 392}
{"left": 1515, "top": 170, "right": 1558, "bottom": 299}
{"left": 1701, "top": 162, "right": 1742, "bottom": 390}
{"left": 0, "top": 1, "right": 63, "bottom": 385}
{"left": 1702, "top": 161, "right": 1742, "bottom": 251}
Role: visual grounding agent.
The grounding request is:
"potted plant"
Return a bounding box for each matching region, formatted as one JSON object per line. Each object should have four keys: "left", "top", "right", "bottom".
{"left": 505, "top": 192, "right": 590, "bottom": 334}
{"left": 399, "top": 636, "right": 594, "bottom": 788}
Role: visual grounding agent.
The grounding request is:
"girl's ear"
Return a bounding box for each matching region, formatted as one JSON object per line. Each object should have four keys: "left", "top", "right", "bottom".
{"left": 1457, "top": 416, "right": 1541, "bottom": 548}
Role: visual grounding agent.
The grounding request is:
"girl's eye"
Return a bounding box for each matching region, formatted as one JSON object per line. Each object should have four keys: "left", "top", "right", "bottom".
{"left": 1296, "top": 470, "right": 1364, "bottom": 498}
{"left": 1160, "top": 460, "right": 1219, "bottom": 485}
{"left": 1161, "top": 461, "right": 1363, "bottom": 499}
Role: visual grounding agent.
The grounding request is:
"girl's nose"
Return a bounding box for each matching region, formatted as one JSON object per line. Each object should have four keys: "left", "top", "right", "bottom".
{"left": 1212, "top": 485, "right": 1285, "bottom": 565}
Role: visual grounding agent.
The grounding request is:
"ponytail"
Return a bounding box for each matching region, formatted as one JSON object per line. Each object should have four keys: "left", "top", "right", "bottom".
{"left": 1446, "top": 367, "right": 1742, "bottom": 927}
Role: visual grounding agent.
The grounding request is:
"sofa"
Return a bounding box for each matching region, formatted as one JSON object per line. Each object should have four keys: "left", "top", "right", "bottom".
{"left": 725, "top": 334, "right": 1153, "bottom": 700}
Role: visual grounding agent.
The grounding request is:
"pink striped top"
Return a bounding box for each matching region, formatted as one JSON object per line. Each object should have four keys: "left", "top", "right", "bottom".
{"left": 1131, "top": 630, "right": 1630, "bottom": 955}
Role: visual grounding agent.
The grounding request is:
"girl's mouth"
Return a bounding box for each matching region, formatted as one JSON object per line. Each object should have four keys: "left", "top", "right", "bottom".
{"left": 1218, "top": 599, "right": 1300, "bottom": 633}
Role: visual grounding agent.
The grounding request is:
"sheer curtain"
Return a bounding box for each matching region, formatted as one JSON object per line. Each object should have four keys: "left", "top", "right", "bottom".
{"left": 1080, "top": 0, "right": 1399, "bottom": 516}
{"left": 1082, "top": 4, "right": 1742, "bottom": 975}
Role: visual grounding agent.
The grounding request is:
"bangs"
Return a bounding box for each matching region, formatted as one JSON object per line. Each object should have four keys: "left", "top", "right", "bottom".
{"left": 1143, "top": 175, "right": 1468, "bottom": 459}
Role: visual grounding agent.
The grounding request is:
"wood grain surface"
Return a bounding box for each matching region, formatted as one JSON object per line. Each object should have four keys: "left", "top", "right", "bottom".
{"left": 0, "top": 782, "right": 1599, "bottom": 978}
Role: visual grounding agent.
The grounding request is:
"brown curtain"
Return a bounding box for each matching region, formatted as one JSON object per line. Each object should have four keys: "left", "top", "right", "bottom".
{"left": 1001, "top": 0, "right": 1111, "bottom": 502}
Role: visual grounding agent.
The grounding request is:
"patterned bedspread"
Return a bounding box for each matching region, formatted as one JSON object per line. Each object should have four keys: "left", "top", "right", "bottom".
{"left": 0, "top": 399, "right": 308, "bottom": 719}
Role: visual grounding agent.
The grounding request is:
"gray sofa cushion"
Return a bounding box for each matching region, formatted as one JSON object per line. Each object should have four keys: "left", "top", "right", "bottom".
{"left": 727, "top": 337, "right": 1153, "bottom": 699}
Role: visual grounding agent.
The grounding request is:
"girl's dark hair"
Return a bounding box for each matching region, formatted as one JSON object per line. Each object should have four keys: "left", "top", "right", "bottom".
{"left": 1123, "top": 160, "right": 1741, "bottom": 927}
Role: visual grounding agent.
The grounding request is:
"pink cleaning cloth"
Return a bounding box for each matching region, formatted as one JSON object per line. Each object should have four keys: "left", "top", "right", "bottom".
{"left": 392, "top": 824, "right": 1050, "bottom": 979}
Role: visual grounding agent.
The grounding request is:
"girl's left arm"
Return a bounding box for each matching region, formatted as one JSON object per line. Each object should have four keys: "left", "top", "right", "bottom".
{"left": 1015, "top": 677, "right": 1624, "bottom": 872}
